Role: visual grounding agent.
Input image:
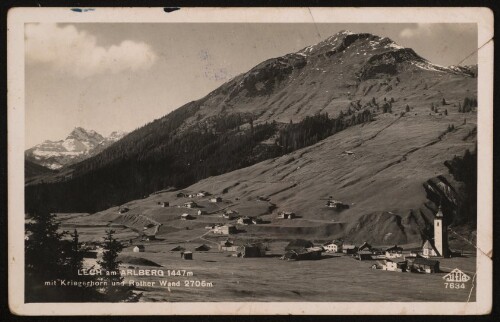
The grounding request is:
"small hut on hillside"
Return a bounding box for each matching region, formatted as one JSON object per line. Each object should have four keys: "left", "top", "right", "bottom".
{"left": 181, "top": 251, "right": 193, "bottom": 260}
{"left": 133, "top": 245, "right": 145, "bottom": 253}
{"left": 195, "top": 244, "right": 211, "bottom": 251}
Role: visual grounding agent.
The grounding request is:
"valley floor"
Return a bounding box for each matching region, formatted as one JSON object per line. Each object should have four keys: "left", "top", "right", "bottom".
{"left": 118, "top": 246, "right": 476, "bottom": 302}
{"left": 56, "top": 214, "right": 476, "bottom": 303}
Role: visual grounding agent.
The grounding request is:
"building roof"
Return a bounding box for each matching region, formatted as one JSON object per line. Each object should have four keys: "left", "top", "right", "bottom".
{"left": 221, "top": 240, "right": 233, "bottom": 246}
{"left": 171, "top": 246, "right": 185, "bottom": 251}
{"left": 324, "top": 240, "right": 343, "bottom": 246}
{"left": 385, "top": 245, "right": 403, "bottom": 252}
{"left": 422, "top": 240, "right": 434, "bottom": 250}
{"left": 134, "top": 245, "right": 145, "bottom": 249}
{"left": 413, "top": 257, "right": 439, "bottom": 266}
{"left": 435, "top": 205, "right": 444, "bottom": 218}
{"left": 195, "top": 244, "right": 211, "bottom": 251}
{"left": 358, "top": 242, "right": 372, "bottom": 250}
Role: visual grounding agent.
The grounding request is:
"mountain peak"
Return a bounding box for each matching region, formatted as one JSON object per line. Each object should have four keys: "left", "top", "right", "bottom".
{"left": 297, "top": 30, "right": 405, "bottom": 57}
{"left": 25, "top": 127, "right": 127, "bottom": 170}
{"left": 67, "top": 127, "right": 104, "bottom": 141}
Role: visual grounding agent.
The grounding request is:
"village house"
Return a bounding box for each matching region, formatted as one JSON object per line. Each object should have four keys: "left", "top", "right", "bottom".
{"left": 408, "top": 257, "right": 439, "bottom": 274}
{"left": 370, "top": 247, "right": 385, "bottom": 257}
{"left": 170, "top": 246, "right": 185, "bottom": 252}
{"left": 358, "top": 242, "right": 373, "bottom": 252}
{"left": 157, "top": 201, "right": 169, "bottom": 207}
{"left": 238, "top": 243, "right": 266, "bottom": 258}
{"left": 133, "top": 245, "right": 145, "bottom": 253}
{"left": 409, "top": 257, "right": 440, "bottom": 273}
{"left": 385, "top": 245, "right": 404, "bottom": 259}
{"left": 181, "top": 251, "right": 193, "bottom": 260}
{"left": 213, "top": 224, "right": 237, "bottom": 235}
{"left": 251, "top": 217, "right": 263, "bottom": 225}
{"left": 197, "top": 210, "right": 208, "bottom": 216}
{"left": 176, "top": 192, "right": 188, "bottom": 198}
{"left": 422, "top": 240, "right": 439, "bottom": 258}
{"left": 382, "top": 258, "right": 408, "bottom": 272}
{"left": 222, "top": 211, "right": 237, "bottom": 219}
{"left": 285, "top": 239, "right": 314, "bottom": 251}
{"left": 237, "top": 216, "right": 253, "bottom": 225}
{"left": 404, "top": 250, "right": 420, "bottom": 260}
{"left": 181, "top": 213, "right": 195, "bottom": 220}
{"left": 342, "top": 243, "right": 358, "bottom": 254}
{"left": 209, "top": 197, "right": 223, "bottom": 203}
{"left": 222, "top": 209, "right": 238, "bottom": 218}
{"left": 183, "top": 201, "right": 197, "bottom": 208}
{"left": 278, "top": 211, "right": 296, "bottom": 219}
{"left": 323, "top": 240, "right": 343, "bottom": 253}
{"left": 196, "top": 191, "right": 209, "bottom": 197}
{"left": 219, "top": 240, "right": 239, "bottom": 252}
{"left": 356, "top": 250, "right": 373, "bottom": 260}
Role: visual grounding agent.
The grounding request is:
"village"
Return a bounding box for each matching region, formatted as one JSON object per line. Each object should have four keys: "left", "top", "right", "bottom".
{"left": 111, "top": 190, "right": 451, "bottom": 270}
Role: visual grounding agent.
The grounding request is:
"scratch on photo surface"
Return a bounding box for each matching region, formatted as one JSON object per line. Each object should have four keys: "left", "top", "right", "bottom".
{"left": 467, "top": 272, "right": 476, "bottom": 303}
{"left": 448, "top": 228, "right": 491, "bottom": 260}
{"left": 456, "top": 38, "right": 493, "bottom": 66}
{"left": 307, "top": 8, "right": 323, "bottom": 41}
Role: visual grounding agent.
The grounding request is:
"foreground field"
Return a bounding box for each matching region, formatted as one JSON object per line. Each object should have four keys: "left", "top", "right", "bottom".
{"left": 118, "top": 245, "right": 476, "bottom": 302}
{"left": 55, "top": 212, "right": 476, "bottom": 302}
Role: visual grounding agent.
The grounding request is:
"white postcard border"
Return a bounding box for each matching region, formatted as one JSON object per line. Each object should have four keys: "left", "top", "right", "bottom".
{"left": 8, "top": 7, "right": 494, "bottom": 315}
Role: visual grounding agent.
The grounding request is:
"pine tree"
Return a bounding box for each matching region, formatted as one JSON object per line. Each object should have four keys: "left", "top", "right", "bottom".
{"left": 444, "top": 109, "right": 448, "bottom": 116}
{"left": 442, "top": 98, "right": 447, "bottom": 105}
{"left": 98, "top": 230, "right": 126, "bottom": 300}
{"left": 405, "top": 104, "right": 410, "bottom": 112}
{"left": 25, "top": 211, "right": 68, "bottom": 302}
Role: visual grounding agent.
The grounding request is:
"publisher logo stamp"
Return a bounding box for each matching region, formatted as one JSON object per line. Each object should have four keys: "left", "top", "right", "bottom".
{"left": 443, "top": 268, "right": 470, "bottom": 289}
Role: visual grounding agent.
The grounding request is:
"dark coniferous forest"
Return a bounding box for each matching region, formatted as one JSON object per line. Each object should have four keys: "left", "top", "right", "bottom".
{"left": 26, "top": 107, "right": 374, "bottom": 213}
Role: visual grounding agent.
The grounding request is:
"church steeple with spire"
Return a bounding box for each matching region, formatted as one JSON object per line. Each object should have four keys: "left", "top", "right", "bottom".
{"left": 433, "top": 204, "right": 450, "bottom": 257}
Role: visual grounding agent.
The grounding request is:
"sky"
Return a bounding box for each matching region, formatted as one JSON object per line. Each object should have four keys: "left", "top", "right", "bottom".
{"left": 25, "top": 23, "right": 478, "bottom": 148}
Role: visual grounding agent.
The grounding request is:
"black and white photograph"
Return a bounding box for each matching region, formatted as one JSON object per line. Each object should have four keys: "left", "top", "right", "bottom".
{"left": 7, "top": 7, "right": 493, "bottom": 315}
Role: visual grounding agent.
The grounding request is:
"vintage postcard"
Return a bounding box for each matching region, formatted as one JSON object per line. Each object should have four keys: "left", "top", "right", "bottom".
{"left": 8, "top": 7, "right": 493, "bottom": 315}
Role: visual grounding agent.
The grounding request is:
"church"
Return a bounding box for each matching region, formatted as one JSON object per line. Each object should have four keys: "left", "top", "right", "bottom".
{"left": 422, "top": 205, "right": 451, "bottom": 258}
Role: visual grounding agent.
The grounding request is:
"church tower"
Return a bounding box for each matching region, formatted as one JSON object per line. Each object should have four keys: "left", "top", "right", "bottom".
{"left": 434, "top": 205, "right": 449, "bottom": 257}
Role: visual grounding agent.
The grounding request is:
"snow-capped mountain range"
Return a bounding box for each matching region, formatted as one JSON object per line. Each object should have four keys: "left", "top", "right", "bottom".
{"left": 25, "top": 127, "right": 127, "bottom": 170}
